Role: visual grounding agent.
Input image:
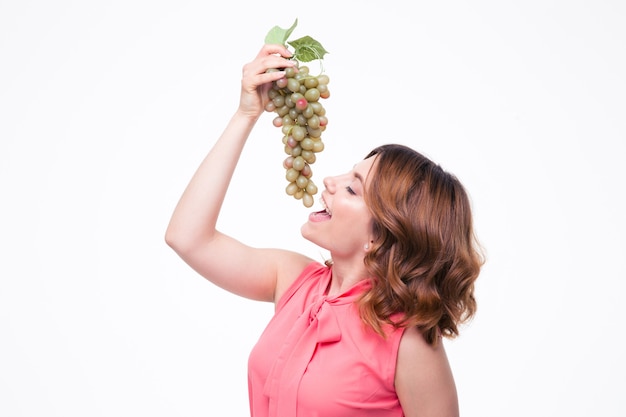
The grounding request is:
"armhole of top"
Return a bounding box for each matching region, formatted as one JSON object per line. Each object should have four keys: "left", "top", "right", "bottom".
{"left": 275, "top": 261, "right": 324, "bottom": 313}
{"left": 388, "top": 326, "right": 408, "bottom": 390}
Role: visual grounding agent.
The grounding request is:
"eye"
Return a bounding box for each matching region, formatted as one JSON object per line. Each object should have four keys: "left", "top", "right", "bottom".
{"left": 345, "top": 186, "right": 356, "bottom": 195}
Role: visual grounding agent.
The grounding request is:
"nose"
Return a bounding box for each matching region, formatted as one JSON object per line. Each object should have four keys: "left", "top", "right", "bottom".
{"left": 323, "top": 176, "right": 336, "bottom": 193}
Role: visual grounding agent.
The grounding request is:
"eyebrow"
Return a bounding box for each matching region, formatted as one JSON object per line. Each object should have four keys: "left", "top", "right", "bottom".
{"left": 351, "top": 163, "right": 367, "bottom": 184}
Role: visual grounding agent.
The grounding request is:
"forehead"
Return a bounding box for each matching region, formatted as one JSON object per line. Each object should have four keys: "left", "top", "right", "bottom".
{"left": 352, "top": 155, "right": 378, "bottom": 183}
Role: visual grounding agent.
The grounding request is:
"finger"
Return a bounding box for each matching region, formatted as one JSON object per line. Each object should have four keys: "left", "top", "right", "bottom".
{"left": 241, "top": 56, "right": 295, "bottom": 82}
{"left": 257, "top": 69, "right": 290, "bottom": 85}
{"left": 259, "top": 50, "right": 297, "bottom": 70}
{"left": 257, "top": 43, "right": 293, "bottom": 59}
{"left": 241, "top": 69, "right": 287, "bottom": 94}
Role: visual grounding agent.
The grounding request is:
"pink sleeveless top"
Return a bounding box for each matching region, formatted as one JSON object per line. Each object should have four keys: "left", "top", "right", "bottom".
{"left": 248, "top": 262, "right": 405, "bottom": 417}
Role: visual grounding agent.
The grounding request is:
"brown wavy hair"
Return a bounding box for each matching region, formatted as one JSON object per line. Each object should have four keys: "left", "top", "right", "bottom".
{"left": 358, "top": 144, "right": 484, "bottom": 346}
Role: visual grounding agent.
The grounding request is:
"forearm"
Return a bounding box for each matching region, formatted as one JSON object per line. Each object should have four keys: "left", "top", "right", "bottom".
{"left": 165, "top": 109, "right": 260, "bottom": 251}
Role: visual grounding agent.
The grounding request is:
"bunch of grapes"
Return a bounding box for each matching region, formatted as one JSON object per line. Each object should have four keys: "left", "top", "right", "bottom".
{"left": 265, "top": 64, "right": 330, "bottom": 208}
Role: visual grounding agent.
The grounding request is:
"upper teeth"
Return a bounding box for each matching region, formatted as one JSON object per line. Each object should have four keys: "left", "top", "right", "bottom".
{"left": 320, "top": 198, "right": 332, "bottom": 215}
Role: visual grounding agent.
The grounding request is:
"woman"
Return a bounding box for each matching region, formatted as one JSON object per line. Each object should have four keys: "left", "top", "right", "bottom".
{"left": 165, "top": 44, "right": 484, "bottom": 417}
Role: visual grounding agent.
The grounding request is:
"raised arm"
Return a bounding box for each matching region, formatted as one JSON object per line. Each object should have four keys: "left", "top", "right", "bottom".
{"left": 165, "top": 45, "right": 314, "bottom": 303}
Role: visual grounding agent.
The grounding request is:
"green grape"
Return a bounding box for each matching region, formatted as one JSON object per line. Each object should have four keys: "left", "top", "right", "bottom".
{"left": 282, "top": 115, "right": 295, "bottom": 126}
{"left": 292, "top": 156, "right": 305, "bottom": 171}
{"left": 304, "top": 88, "right": 320, "bottom": 102}
{"left": 287, "top": 78, "right": 300, "bottom": 93}
{"left": 286, "top": 181, "right": 299, "bottom": 196}
{"left": 277, "top": 105, "right": 290, "bottom": 117}
{"left": 307, "top": 115, "right": 320, "bottom": 129}
{"left": 290, "top": 144, "right": 302, "bottom": 157}
{"left": 291, "top": 125, "right": 306, "bottom": 141}
{"left": 275, "top": 77, "right": 288, "bottom": 89}
{"left": 265, "top": 101, "right": 276, "bottom": 112}
{"left": 304, "top": 77, "right": 318, "bottom": 89}
{"left": 296, "top": 175, "right": 309, "bottom": 189}
{"left": 301, "top": 150, "right": 315, "bottom": 164}
{"left": 291, "top": 92, "right": 305, "bottom": 102}
{"left": 285, "top": 66, "right": 297, "bottom": 78}
{"left": 300, "top": 137, "right": 314, "bottom": 151}
{"left": 312, "top": 139, "right": 324, "bottom": 153}
{"left": 307, "top": 126, "right": 322, "bottom": 138}
{"left": 317, "top": 74, "right": 329, "bottom": 85}
{"left": 296, "top": 114, "right": 307, "bottom": 126}
{"left": 302, "top": 192, "right": 314, "bottom": 208}
{"left": 305, "top": 180, "right": 317, "bottom": 195}
{"left": 273, "top": 95, "right": 285, "bottom": 107}
{"left": 286, "top": 168, "right": 299, "bottom": 182}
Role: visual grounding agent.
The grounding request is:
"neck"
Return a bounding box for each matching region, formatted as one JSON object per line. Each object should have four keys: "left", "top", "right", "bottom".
{"left": 327, "top": 259, "right": 369, "bottom": 296}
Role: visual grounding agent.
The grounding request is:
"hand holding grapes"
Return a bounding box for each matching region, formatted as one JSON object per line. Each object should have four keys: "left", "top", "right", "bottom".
{"left": 238, "top": 44, "right": 296, "bottom": 119}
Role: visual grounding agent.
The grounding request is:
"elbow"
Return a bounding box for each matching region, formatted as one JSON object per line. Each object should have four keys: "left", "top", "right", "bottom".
{"left": 165, "top": 232, "right": 192, "bottom": 258}
{"left": 164, "top": 225, "right": 211, "bottom": 256}
{"left": 164, "top": 230, "right": 175, "bottom": 249}
{"left": 164, "top": 225, "right": 186, "bottom": 253}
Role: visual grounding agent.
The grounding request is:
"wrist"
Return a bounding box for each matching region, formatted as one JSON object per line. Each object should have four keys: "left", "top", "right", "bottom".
{"left": 234, "top": 107, "right": 263, "bottom": 123}
{"left": 226, "top": 109, "right": 262, "bottom": 138}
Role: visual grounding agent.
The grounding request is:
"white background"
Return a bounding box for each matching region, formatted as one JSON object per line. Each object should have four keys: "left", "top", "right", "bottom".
{"left": 1, "top": 1, "right": 625, "bottom": 416}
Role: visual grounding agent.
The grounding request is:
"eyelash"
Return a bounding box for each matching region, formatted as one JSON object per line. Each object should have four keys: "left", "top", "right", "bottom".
{"left": 345, "top": 186, "right": 356, "bottom": 195}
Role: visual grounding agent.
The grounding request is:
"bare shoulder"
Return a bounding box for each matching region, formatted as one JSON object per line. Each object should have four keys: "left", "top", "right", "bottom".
{"left": 395, "top": 326, "right": 459, "bottom": 417}
{"left": 273, "top": 249, "right": 317, "bottom": 303}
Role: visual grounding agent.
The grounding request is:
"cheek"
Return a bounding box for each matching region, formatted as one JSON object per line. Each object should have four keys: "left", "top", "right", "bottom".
{"left": 337, "top": 206, "right": 372, "bottom": 236}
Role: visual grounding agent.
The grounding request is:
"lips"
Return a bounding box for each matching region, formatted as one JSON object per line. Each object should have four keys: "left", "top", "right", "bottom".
{"left": 308, "top": 209, "right": 332, "bottom": 222}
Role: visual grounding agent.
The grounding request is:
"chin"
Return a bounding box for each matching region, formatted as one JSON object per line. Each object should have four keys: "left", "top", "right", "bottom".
{"left": 300, "top": 222, "right": 312, "bottom": 241}
{"left": 300, "top": 222, "right": 321, "bottom": 248}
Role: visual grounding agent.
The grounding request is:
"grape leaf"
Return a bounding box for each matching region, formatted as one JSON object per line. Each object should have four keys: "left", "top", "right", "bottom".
{"left": 264, "top": 18, "right": 298, "bottom": 45}
{"left": 264, "top": 19, "right": 329, "bottom": 63}
{"left": 288, "top": 36, "right": 329, "bottom": 62}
